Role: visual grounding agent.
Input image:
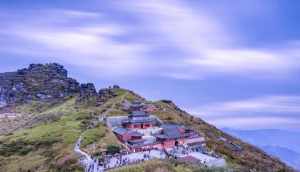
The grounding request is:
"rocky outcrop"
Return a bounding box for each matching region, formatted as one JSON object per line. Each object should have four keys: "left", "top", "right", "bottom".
{"left": 98, "top": 88, "right": 117, "bottom": 104}
{"left": 0, "top": 63, "right": 80, "bottom": 105}
{"left": 79, "top": 83, "right": 97, "bottom": 98}
{"left": 0, "top": 63, "right": 126, "bottom": 107}
{"left": 76, "top": 83, "right": 98, "bottom": 104}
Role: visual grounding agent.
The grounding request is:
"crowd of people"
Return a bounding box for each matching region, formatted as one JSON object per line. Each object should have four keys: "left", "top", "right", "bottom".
{"left": 84, "top": 149, "right": 166, "bottom": 171}
{"left": 167, "top": 145, "right": 200, "bottom": 157}
{"left": 76, "top": 136, "right": 221, "bottom": 172}
{"left": 166, "top": 145, "right": 209, "bottom": 165}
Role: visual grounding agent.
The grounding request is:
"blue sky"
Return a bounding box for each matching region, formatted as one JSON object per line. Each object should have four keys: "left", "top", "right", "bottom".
{"left": 1, "top": 0, "right": 300, "bottom": 131}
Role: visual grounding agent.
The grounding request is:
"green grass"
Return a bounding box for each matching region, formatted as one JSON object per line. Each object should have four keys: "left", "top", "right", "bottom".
{"left": 107, "top": 109, "right": 127, "bottom": 116}
{"left": 40, "top": 97, "right": 77, "bottom": 115}
{"left": 124, "top": 92, "right": 139, "bottom": 102}
{"left": 4, "top": 105, "right": 84, "bottom": 146}
{"left": 15, "top": 101, "right": 52, "bottom": 114}
{"left": 81, "top": 124, "right": 106, "bottom": 147}
{"left": 113, "top": 88, "right": 127, "bottom": 96}
{"left": 1, "top": 98, "right": 90, "bottom": 149}
{"left": 0, "top": 92, "right": 131, "bottom": 171}
{"left": 0, "top": 153, "right": 49, "bottom": 172}
{"left": 110, "top": 160, "right": 172, "bottom": 172}
{"left": 0, "top": 97, "right": 90, "bottom": 171}
{"left": 0, "top": 113, "right": 84, "bottom": 161}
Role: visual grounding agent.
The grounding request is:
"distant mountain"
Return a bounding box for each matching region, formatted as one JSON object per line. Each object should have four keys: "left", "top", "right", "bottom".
{"left": 262, "top": 146, "right": 300, "bottom": 171}
{"left": 223, "top": 128, "right": 300, "bottom": 171}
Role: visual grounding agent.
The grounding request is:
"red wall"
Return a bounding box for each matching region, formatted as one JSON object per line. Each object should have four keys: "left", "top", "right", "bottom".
{"left": 163, "top": 140, "right": 175, "bottom": 148}
{"left": 117, "top": 133, "right": 131, "bottom": 142}
{"left": 126, "top": 123, "right": 153, "bottom": 129}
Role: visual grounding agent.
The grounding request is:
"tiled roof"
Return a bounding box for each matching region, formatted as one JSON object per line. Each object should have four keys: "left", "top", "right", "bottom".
{"left": 158, "top": 124, "right": 185, "bottom": 139}
{"left": 113, "top": 127, "right": 128, "bottom": 135}
{"left": 113, "top": 127, "right": 143, "bottom": 137}
{"left": 128, "top": 139, "right": 145, "bottom": 145}
{"left": 128, "top": 131, "right": 143, "bottom": 137}
{"left": 129, "top": 111, "right": 149, "bottom": 117}
{"left": 161, "top": 123, "right": 185, "bottom": 129}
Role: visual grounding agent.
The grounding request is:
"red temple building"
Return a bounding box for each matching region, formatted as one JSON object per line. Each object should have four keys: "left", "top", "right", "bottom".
{"left": 110, "top": 111, "right": 204, "bottom": 152}
{"left": 112, "top": 127, "right": 143, "bottom": 142}
{"left": 155, "top": 124, "right": 186, "bottom": 148}
{"left": 122, "top": 111, "right": 156, "bottom": 129}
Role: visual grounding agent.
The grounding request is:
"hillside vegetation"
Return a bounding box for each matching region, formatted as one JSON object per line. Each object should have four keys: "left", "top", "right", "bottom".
{"left": 0, "top": 64, "right": 295, "bottom": 172}
{"left": 0, "top": 88, "right": 295, "bottom": 172}
{"left": 0, "top": 88, "right": 136, "bottom": 172}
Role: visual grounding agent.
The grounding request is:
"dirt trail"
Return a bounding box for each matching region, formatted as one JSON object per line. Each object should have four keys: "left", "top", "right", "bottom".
{"left": 101, "top": 92, "right": 128, "bottom": 118}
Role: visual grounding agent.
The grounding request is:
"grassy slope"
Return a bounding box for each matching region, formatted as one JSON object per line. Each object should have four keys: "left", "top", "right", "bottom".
{"left": 0, "top": 98, "right": 83, "bottom": 172}
{"left": 0, "top": 91, "right": 123, "bottom": 172}
{"left": 0, "top": 89, "right": 293, "bottom": 172}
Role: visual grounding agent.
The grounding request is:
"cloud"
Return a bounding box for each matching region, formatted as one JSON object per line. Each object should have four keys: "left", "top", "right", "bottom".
{"left": 120, "top": 0, "right": 300, "bottom": 79}
{"left": 189, "top": 95, "right": 300, "bottom": 130}
{"left": 160, "top": 72, "right": 202, "bottom": 80}
{"left": 188, "top": 49, "right": 296, "bottom": 74}
{"left": 1, "top": 1, "right": 300, "bottom": 80}
{"left": 209, "top": 116, "right": 300, "bottom": 130}
{"left": 123, "top": 0, "right": 231, "bottom": 49}
{"left": 194, "top": 95, "right": 300, "bottom": 115}
{"left": 0, "top": 9, "right": 149, "bottom": 77}
{"left": 54, "top": 9, "right": 101, "bottom": 18}
{"left": 1, "top": 1, "right": 299, "bottom": 131}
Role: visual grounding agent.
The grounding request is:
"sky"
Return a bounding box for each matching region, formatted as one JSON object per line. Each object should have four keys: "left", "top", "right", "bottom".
{"left": 1, "top": 0, "right": 300, "bottom": 131}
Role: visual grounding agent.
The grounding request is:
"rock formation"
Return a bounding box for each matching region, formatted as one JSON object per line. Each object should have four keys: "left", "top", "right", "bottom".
{"left": 0, "top": 63, "right": 80, "bottom": 105}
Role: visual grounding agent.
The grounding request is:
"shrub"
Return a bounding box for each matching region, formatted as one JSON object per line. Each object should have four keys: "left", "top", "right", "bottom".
{"left": 106, "top": 144, "right": 120, "bottom": 155}
{"left": 0, "top": 140, "right": 33, "bottom": 156}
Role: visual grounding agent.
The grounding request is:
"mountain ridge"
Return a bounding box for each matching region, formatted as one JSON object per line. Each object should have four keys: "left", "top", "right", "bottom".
{"left": 262, "top": 146, "right": 300, "bottom": 171}
{"left": 223, "top": 128, "right": 300, "bottom": 171}
{"left": 0, "top": 63, "right": 295, "bottom": 172}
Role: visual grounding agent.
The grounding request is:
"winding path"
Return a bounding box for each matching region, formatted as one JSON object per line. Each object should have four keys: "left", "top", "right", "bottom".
{"left": 74, "top": 92, "right": 129, "bottom": 172}
{"left": 74, "top": 136, "right": 104, "bottom": 172}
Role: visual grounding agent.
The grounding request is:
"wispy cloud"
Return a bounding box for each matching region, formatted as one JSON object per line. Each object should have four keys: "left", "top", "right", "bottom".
{"left": 209, "top": 116, "right": 300, "bottom": 130}
{"left": 1, "top": 1, "right": 300, "bottom": 131}
{"left": 0, "top": 9, "right": 149, "bottom": 77}
{"left": 188, "top": 49, "right": 296, "bottom": 74}
{"left": 194, "top": 95, "right": 300, "bottom": 115}
{"left": 190, "top": 95, "right": 300, "bottom": 130}
{"left": 121, "top": 0, "right": 300, "bottom": 79}
{"left": 1, "top": 1, "right": 300, "bottom": 80}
